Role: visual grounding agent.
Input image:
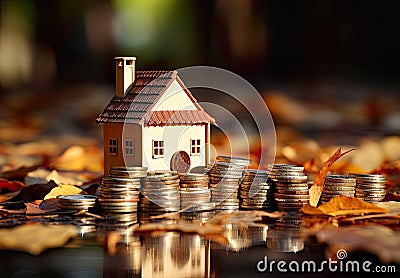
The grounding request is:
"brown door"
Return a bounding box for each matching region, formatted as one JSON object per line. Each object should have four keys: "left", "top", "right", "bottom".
{"left": 170, "top": 151, "right": 191, "bottom": 174}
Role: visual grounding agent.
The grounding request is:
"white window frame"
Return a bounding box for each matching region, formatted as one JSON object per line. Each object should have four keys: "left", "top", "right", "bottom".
{"left": 125, "top": 139, "right": 134, "bottom": 156}
{"left": 109, "top": 138, "right": 118, "bottom": 155}
{"left": 152, "top": 140, "right": 164, "bottom": 158}
{"left": 190, "top": 139, "right": 201, "bottom": 155}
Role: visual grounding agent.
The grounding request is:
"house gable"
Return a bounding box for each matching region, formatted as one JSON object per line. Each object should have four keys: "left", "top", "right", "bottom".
{"left": 151, "top": 80, "right": 197, "bottom": 111}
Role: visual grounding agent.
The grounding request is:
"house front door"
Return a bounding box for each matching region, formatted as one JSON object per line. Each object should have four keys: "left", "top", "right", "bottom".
{"left": 170, "top": 151, "right": 191, "bottom": 174}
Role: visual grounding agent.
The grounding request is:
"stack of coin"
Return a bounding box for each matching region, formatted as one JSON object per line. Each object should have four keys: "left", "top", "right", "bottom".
{"left": 350, "top": 173, "right": 387, "bottom": 203}
{"left": 209, "top": 156, "right": 251, "bottom": 211}
{"left": 140, "top": 170, "right": 181, "bottom": 213}
{"left": 269, "top": 164, "right": 309, "bottom": 211}
{"left": 179, "top": 173, "right": 212, "bottom": 211}
{"left": 98, "top": 166, "right": 147, "bottom": 213}
{"left": 239, "top": 170, "right": 275, "bottom": 211}
{"left": 319, "top": 174, "right": 356, "bottom": 204}
{"left": 58, "top": 194, "right": 97, "bottom": 211}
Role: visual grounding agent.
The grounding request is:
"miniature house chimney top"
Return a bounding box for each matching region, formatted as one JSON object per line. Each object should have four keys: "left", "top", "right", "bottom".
{"left": 115, "top": 57, "right": 136, "bottom": 97}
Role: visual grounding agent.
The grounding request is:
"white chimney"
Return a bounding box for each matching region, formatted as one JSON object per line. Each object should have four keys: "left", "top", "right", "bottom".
{"left": 115, "top": 57, "right": 136, "bottom": 97}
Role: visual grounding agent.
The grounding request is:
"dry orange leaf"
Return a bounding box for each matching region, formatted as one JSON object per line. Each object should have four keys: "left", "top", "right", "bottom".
{"left": 301, "top": 195, "right": 388, "bottom": 216}
{"left": 309, "top": 148, "right": 355, "bottom": 207}
{"left": 44, "top": 183, "right": 83, "bottom": 200}
{"left": 0, "top": 223, "right": 77, "bottom": 255}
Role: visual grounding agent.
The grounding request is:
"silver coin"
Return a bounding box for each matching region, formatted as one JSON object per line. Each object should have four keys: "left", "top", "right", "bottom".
{"left": 58, "top": 194, "right": 97, "bottom": 201}
{"left": 350, "top": 173, "right": 386, "bottom": 179}
{"left": 325, "top": 175, "right": 356, "bottom": 182}
{"left": 268, "top": 163, "right": 304, "bottom": 170}
{"left": 216, "top": 155, "right": 252, "bottom": 165}
{"left": 323, "top": 184, "right": 356, "bottom": 190}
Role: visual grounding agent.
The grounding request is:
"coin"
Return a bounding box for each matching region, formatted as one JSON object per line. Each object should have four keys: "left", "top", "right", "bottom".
{"left": 268, "top": 164, "right": 309, "bottom": 211}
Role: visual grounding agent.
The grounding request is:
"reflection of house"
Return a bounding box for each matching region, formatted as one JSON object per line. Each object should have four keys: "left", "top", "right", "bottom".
{"left": 141, "top": 233, "right": 209, "bottom": 278}
{"left": 96, "top": 57, "right": 215, "bottom": 175}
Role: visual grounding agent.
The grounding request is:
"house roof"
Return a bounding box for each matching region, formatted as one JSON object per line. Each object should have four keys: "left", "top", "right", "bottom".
{"left": 95, "top": 70, "right": 216, "bottom": 126}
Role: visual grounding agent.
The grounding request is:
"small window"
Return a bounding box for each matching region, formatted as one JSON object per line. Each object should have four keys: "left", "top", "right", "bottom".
{"left": 125, "top": 139, "right": 134, "bottom": 156}
{"left": 126, "top": 60, "right": 133, "bottom": 65}
{"left": 190, "top": 139, "right": 201, "bottom": 155}
{"left": 109, "top": 138, "right": 118, "bottom": 155}
{"left": 152, "top": 140, "right": 164, "bottom": 158}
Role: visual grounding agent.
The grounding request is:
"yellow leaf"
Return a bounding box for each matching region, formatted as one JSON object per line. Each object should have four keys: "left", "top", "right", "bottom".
{"left": 44, "top": 183, "right": 83, "bottom": 200}
{"left": 0, "top": 224, "right": 77, "bottom": 255}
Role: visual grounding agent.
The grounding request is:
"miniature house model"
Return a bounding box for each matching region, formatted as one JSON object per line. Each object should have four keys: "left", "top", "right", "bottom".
{"left": 96, "top": 57, "right": 215, "bottom": 175}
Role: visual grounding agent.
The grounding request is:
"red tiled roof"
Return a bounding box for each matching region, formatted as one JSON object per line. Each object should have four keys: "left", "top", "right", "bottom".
{"left": 95, "top": 70, "right": 215, "bottom": 125}
{"left": 142, "top": 110, "right": 213, "bottom": 126}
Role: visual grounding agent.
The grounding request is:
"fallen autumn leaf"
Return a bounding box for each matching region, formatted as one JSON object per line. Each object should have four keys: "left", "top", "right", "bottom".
{"left": 309, "top": 148, "right": 355, "bottom": 207}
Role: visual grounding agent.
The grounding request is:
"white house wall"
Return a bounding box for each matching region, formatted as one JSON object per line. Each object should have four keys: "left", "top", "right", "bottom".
{"left": 142, "top": 125, "right": 206, "bottom": 171}
{"left": 151, "top": 80, "right": 197, "bottom": 111}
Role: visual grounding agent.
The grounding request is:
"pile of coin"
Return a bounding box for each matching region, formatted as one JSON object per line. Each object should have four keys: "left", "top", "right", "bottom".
{"left": 58, "top": 194, "right": 97, "bottom": 211}
{"left": 239, "top": 170, "right": 275, "bottom": 211}
{"left": 179, "top": 173, "right": 212, "bottom": 211}
{"left": 140, "top": 170, "right": 181, "bottom": 214}
{"left": 98, "top": 166, "right": 147, "bottom": 213}
{"left": 319, "top": 174, "right": 356, "bottom": 205}
{"left": 269, "top": 164, "right": 309, "bottom": 211}
{"left": 350, "top": 173, "right": 387, "bottom": 203}
{"left": 209, "top": 156, "right": 251, "bottom": 211}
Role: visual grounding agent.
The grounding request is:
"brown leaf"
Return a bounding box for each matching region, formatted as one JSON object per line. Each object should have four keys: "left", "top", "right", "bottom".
{"left": 0, "top": 166, "right": 38, "bottom": 181}
{"left": 0, "top": 223, "right": 77, "bottom": 255}
{"left": 301, "top": 195, "right": 388, "bottom": 216}
{"left": 309, "top": 148, "right": 355, "bottom": 206}
{"left": 25, "top": 202, "right": 48, "bottom": 214}
{"left": 304, "top": 224, "right": 400, "bottom": 264}
{"left": 39, "top": 198, "right": 59, "bottom": 211}
{"left": 8, "top": 181, "right": 58, "bottom": 202}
